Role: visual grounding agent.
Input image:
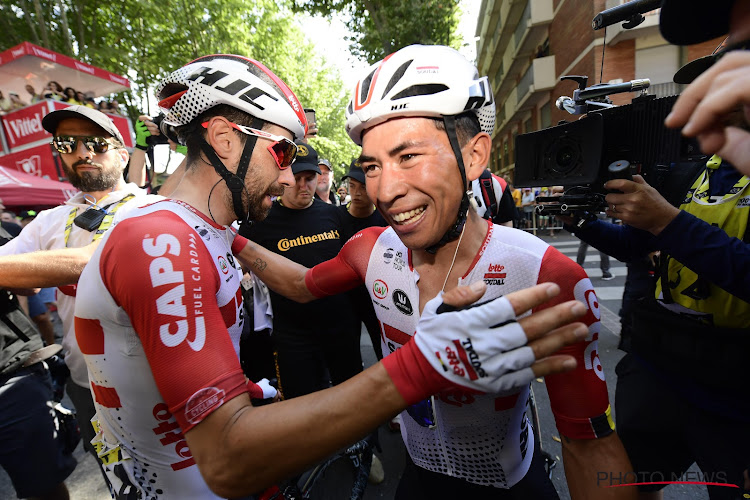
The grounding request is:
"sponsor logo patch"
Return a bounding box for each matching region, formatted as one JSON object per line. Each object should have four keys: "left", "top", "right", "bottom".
{"left": 218, "top": 255, "right": 229, "bottom": 274}
{"left": 383, "top": 247, "right": 394, "bottom": 265}
{"left": 483, "top": 263, "right": 506, "bottom": 285}
{"left": 392, "top": 289, "right": 413, "bottom": 315}
{"left": 373, "top": 279, "right": 388, "bottom": 299}
{"left": 185, "top": 387, "right": 225, "bottom": 424}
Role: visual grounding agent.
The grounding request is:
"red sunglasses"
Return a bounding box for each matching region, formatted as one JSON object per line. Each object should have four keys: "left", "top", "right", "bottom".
{"left": 201, "top": 121, "right": 297, "bottom": 170}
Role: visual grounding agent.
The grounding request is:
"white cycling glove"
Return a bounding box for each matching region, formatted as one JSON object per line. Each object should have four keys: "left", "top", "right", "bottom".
{"left": 246, "top": 378, "right": 278, "bottom": 400}
{"left": 382, "top": 291, "right": 535, "bottom": 404}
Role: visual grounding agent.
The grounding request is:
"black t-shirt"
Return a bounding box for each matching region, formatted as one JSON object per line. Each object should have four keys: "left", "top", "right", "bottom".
{"left": 0, "top": 227, "right": 43, "bottom": 375}
{"left": 337, "top": 203, "right": 388, "bottom": 241}
{"left": 242, "top": 199, "right": 359, "bottom": 340}
{"left": 1, "top": 221, "right": 22, "bottom": 238}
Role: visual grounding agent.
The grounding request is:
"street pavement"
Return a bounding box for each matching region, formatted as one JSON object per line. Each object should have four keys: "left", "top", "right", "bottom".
{"left": 0, "top": 231, "right": 709, "bottom": 499}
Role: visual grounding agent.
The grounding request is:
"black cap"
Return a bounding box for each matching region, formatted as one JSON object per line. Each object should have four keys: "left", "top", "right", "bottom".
{"left": 659, "top": 0, "right": 734, "bottom": 45}
{"left": 18, "top": 210, "right": 37, "bottom": 220}
{"left": 673, "top": 38, "right": 750, "bottom": 83}
{"left": 42, "top": 105, "right": 125, "bottom": 144}
{"left": 291, "top": 141, "right": 321, "bottom": 175}
{"left": 342, "top": 158, "right": 366, "bottom": 185}
{"left": 673, "top": 55, "right": 716, "bottom": 83}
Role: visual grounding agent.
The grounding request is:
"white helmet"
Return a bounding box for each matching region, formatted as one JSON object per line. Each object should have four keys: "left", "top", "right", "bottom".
{"left": 156, "top": 54, "right": 306, "bottom": 140}
{"left": 345, "top": 44, "right": 495, "bottom": 145}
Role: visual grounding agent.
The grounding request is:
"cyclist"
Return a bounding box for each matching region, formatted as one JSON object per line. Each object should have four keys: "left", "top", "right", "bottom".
{"left": 233, "top": 45, "right": 635, "bottom": 499}
{"left": 72, "top": 54, "right": 589, "bottom": 499}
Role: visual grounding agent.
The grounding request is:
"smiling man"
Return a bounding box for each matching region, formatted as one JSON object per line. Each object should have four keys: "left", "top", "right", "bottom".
{"left": 0, "top": 105, "right": 149, "bottom": 483}
{"left": 233, "top": 44, "right": 635, "bottom": 499}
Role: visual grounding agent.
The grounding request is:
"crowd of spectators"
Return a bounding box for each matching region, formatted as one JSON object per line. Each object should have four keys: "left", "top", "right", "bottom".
{"left": 0, "top": 80, "right": 123, "bottom": 115}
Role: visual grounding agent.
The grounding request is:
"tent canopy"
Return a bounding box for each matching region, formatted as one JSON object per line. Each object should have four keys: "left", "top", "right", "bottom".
{"left": 0, "top": 42, "right": 130, "bottom": 100}
{"left": 0, "top": 164, "right": 76, "bottom": 209}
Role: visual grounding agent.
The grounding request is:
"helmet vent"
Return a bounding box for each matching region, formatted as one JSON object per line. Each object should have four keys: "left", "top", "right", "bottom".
{"left": 381, "top": 59, "right": 413, "bottom": 98}
{"left": 391, "top": 84, "right": 449, "bottom": 100}
{"left": 360, "top": 68, "right": 378, "bottom": 104}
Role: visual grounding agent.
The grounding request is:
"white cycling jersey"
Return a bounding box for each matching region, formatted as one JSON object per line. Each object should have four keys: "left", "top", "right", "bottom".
{"left": 305, "top": 221, "right": 612, "bottom": 488}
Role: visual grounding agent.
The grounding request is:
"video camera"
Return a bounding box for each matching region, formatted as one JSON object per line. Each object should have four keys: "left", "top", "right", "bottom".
{"left": 147, "top": 113, "right": 181, "bottom": 147}
{"left": 514, "top": 75, "right": 703, "bottom": 216}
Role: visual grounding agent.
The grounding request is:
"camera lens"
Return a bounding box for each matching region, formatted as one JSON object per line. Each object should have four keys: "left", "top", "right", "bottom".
{"left": 556, "top": 146, "right": 575, "bottom": 167}
{"left": 545, "top": 137, "right": 581, "bottom": 176}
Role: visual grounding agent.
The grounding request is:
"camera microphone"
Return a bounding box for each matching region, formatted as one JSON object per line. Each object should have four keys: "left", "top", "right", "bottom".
{"left": 577, "top": 79, "right": 650, "bottom": 101}
{"left": 556, "top": 96, "right": 577, "bottom": 114}
{"left": 592, "top": 0, "right": 661, "bottom": 30}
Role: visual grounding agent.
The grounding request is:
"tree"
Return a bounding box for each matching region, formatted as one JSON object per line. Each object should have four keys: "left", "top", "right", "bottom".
{"left": 0, "top": 0, "right": 358, "bottom": 171}
{"left": 290, "top": 0, "right": 464, "bottom": 63}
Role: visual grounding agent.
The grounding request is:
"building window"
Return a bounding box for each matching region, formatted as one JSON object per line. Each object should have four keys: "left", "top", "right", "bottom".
{"left": 540, "top": 101, "right": 551, "bottom": 129}
{"left": 524, "top": 117, "right": 534, "bottom": 134}
{"left": 635, "top": 44, "right": 680, "bottom": 84}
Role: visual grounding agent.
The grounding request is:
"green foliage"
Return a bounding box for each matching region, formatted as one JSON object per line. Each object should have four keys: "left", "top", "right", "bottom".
{"left": 0, "top": 0, "right": 358, "bottom": 169}
{"left": 291, "top": 0, "right": 463, "bottom": 63}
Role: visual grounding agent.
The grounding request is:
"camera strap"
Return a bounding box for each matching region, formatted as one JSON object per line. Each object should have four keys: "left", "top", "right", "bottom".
{"left": 63, "top": 194, "right": 135, "bottom": 246}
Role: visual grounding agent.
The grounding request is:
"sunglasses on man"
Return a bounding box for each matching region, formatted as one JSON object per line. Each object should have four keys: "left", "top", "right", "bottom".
{"left": 52, "top": 136, "right": 122, "bottom": 155}
{"left": 202, "top": 121, "right": 297, "bottom": 170}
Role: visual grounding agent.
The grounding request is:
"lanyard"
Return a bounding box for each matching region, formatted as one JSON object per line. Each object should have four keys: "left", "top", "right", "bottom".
{"left": 63, "top": 194, "right": 135, "bottom": 246}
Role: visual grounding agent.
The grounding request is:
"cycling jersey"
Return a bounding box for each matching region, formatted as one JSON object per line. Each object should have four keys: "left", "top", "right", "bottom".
{"left": 74, "top": 199, "right": 248, "bottom": 499}
{"left": 304, "top": 222, "right": 612, "bottom": 488}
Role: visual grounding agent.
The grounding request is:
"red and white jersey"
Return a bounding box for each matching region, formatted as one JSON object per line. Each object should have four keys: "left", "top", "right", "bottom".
{"left": 305, "top": 221, "right": 612, "bottom": 488}
{"left": 74, "top": 200, "right": 248, "bottom": 499}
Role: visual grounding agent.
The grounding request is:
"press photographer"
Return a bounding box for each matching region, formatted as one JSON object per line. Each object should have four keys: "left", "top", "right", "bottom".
{"left": 514, "top": 0, "right": 750, "bottom": 498}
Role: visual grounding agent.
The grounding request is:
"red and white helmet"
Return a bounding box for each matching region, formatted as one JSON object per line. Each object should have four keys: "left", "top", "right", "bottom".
{"left": 345, "top": 44, "right": 495, "bottom": 145}
{"left": 156, "top": 54, "right": 306, "bottom": 140}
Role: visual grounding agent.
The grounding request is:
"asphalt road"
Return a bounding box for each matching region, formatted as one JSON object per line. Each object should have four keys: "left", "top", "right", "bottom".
{"left": 0, "top": 231, "right": 709, "bottom": 500}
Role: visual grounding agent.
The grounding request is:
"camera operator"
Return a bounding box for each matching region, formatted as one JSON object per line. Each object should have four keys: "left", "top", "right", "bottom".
{"left": 127, "top": 114, "right": 187, "bottom": 195}
{"left": 559, "top": 1, "right": 749, "bottom": 498}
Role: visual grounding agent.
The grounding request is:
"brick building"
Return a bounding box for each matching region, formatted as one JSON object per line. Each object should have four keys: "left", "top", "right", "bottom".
{"left": 474, "top": 0, "right": 724, "bottom": 180}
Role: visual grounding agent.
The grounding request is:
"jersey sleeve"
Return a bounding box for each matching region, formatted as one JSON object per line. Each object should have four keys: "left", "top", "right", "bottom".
{"left": 99, "top": 213, "right": 247, "bottom": 432}
{"left": 304, "top": 226, "right": 385, "bottom": 298}
{"left": 535, "top": 246, "right": 614, "bottom": 440}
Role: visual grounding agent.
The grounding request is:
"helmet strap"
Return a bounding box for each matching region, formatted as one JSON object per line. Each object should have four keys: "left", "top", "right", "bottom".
{"left": 425, "top": 115, "right": 471, "bottom": 255}
{"left": 197, "top": 120, "right": 264, "bottom": 228}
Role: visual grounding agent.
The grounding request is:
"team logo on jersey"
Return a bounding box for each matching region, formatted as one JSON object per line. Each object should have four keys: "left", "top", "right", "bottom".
{"left": 573, "top": 278, "right": 605, "bottom": 382}
{"left": 185, "top": 387, "right": 226, "bottom": 424}
{"left": 383, "top": 248, "right": 394, "bottom": 264}
{"left": 218, "top": 256, "right": 229, "bottom": 274}
{"left": 373, "top": 279, "right": 388, "bottom": 299}
{"left": 143, "top": 232, "right": 207, "bottom": 353}
{"left": 392, "top": 289, "right": 413, "bottom": 315}
{"left": 483, "top": 263, "right": 506, "bottom": 285}
{"left": 393, "top": 250, "right": 406, "bottom": 271}
{"left": 737, "top": 196, "right": 750, "bottom": 208}
{"left": 194, "top": 225, "right": 210, "bottom": 241}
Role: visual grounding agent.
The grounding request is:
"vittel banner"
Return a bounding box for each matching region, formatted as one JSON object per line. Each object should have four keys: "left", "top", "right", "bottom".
{"left": 1, "top": 101, "right": 51, "bottom": 149}
{"left": 1, "top": 142, "right": 59, "bottom": 179}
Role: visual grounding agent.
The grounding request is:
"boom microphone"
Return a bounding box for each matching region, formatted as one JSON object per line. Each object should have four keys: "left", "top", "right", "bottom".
{"left": 592, "top": 0, "right": 661, "bottom": 30}
{"left": 577, "top": 79, "right": 650, "bottom": 101}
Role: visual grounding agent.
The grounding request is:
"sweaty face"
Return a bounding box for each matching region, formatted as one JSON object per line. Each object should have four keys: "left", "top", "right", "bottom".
{"left": 360, "top": 117, "right": 463, "bottom": 250}
{"left": 281, "top": 170, "right": 318, "bottom": 209}
{"left": 56, "top": 118, "right": 125, "bottom": 193}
